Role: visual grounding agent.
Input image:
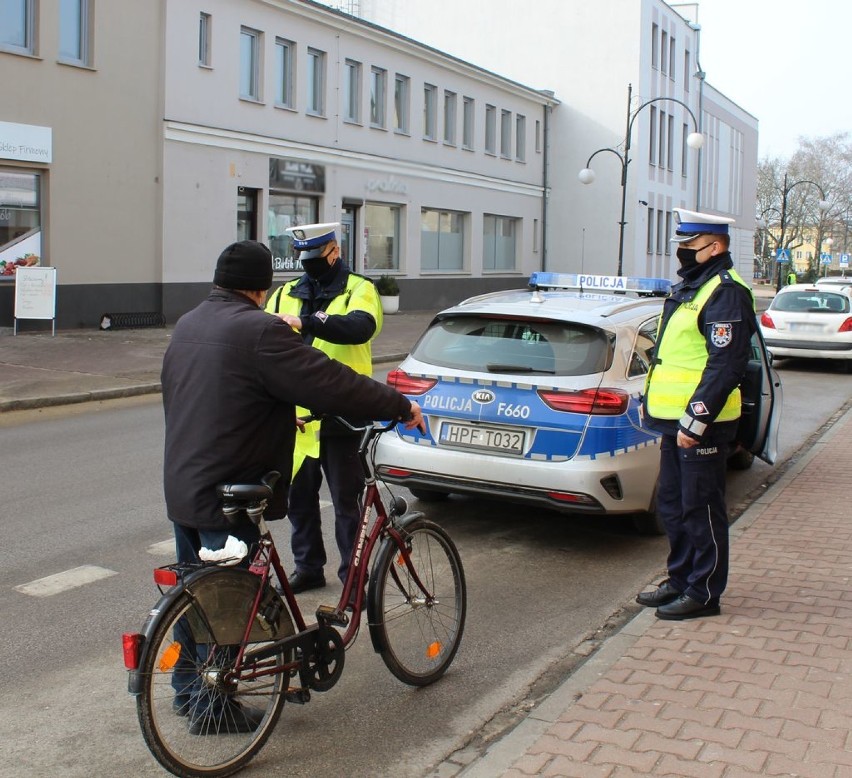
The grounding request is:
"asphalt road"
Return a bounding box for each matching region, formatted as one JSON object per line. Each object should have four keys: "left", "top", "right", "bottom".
{"left": 0, "top": 358, "right": 849, "bottom": 777}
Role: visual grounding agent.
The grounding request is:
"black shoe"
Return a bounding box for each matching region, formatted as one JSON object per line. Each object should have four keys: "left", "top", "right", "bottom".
{"left": 636, "top": 579, "right": 681, "bottom": 608}
{"left": 173, "top": 695, "right": 191, "bottom": 717}
{"left": 188, "top": 702, "right": 264, "bottom": 736}
{"left": 656, "top": 593, "right": 721, "bottom": 620}
{"left": 288, "top": 570, "right": 326, "bottom": 594}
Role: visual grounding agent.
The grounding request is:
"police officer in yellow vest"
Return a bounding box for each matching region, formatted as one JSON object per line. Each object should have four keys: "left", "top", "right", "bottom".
{"left": 266, "top": 222, "right": 383, "bottom": 595}
{"left": 638, "top": 208, "right": 758, "bottom": 620}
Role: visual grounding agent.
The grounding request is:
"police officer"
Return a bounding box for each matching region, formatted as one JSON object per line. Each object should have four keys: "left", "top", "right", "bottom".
{"left": 638, "top": 208, "right": 758, "bottom": 620}
{"left": 787, "top": 270, "right": 797, "bottom": 286}
{"left": 266, "top": 223, "right": 383, "bottom": 594}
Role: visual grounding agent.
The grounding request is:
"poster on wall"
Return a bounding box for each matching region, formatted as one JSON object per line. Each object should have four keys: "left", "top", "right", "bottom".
{"left": 0, "top": 228, "right": 41, "bottom": 279}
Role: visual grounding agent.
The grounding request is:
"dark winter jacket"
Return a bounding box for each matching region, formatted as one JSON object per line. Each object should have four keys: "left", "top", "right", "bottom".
{"left": 161, "top": 288, "right": 411, "bottom": 530}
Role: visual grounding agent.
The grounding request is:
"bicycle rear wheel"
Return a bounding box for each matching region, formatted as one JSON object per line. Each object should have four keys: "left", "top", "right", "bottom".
{"left": 367, "top": 517, "right": 466, "bottom": 686}
{"left": 136, "top": 571, "right": 290, "bottom": 777}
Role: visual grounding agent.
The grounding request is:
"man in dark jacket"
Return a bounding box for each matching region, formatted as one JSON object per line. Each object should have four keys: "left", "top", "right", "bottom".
{"left": 162, "top": 239, "right": 422, "bottom": 564}
{"left": 638, "top": 209, "right": 757, "bottom": 621}
{"left": 161, "top": 240, "right": 422, "bottom": 734}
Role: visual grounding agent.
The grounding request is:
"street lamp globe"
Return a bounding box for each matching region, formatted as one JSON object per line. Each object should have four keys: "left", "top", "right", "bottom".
{"left": 825, "top": 237, "right": 834, "bottom": 247}
{"left": 818, "top": 199, "right": 830, "bottom": 212}
{"left": 686, "top": 132, "right": 705, "bottom": 150}
{"left": 578, "top": 168, "right": 596, "bottom": 185}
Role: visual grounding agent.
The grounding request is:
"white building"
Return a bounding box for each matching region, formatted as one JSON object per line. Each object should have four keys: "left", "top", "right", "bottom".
{"left": 0, "top": 0, "right": 556, "bottom": 327}
{"left": 341, "top": 0, "right": 759, "bottom": 282}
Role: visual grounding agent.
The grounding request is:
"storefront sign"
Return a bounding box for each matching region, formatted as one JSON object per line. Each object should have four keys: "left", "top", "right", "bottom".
{"left": 365, "top": 175, "right": 408, "bottom": 196}
{"left": 269, "top": 158, "right": 325, "bottom": 193}
{"left": 0, "top": 121, "right": 52, "bottom": 164}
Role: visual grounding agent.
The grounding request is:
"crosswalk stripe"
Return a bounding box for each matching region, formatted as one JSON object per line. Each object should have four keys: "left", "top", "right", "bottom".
{"left": 15, "top": 565, "right": 118, "bottom": 597}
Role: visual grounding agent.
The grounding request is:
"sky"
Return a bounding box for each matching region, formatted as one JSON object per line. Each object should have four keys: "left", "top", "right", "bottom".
{"left": 693, "top": 0, "right": 851, "bottom": 160}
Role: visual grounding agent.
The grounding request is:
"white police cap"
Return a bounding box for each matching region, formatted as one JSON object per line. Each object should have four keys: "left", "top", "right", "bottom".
{"left": 285, "top": 222, "right": 340, "bottom": 254}
{"left": 671, "top": 208, "right": 735, "bottom": 243}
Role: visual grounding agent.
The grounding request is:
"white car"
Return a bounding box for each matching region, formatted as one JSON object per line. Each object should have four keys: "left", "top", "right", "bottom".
{"left": 760, "top": 283, "right": 852, "bottom": 366}
{"left": 376, "top": 273, "right": 780, "bottom": 534}
{"left": 815, "top": 276, "right": 852, "bottom": 290}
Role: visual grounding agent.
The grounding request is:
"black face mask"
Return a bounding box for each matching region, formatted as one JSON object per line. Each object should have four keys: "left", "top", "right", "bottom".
{"left": 301, "top": 256, "right": 332, "bottom": 279}
{"left": 676, "top": 242, "right": 714, "bottom": 268}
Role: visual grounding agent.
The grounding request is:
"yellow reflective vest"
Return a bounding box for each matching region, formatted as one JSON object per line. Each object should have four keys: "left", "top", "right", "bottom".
{"left": 266, "top": 273, "right": 382, "bottom": 377}
{"left": 645, "top": 270, "right": 751, "bottom": 423}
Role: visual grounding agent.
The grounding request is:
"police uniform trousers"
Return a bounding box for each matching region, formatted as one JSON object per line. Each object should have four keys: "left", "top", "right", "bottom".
{"left": 288, "top": 433, "right": 364, "bottom": 583}
{"left": 655, "top": 433, "right": 729, "bottom": 605}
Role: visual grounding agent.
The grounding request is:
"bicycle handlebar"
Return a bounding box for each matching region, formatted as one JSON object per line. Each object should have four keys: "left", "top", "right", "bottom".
{"left": 298, "top": 414, "right": 399, "bottom": 435}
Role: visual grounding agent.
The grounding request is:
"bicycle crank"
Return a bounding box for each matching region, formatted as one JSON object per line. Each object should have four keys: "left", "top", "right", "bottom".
{"left": 306, "top": 628, "right": 345, "bottom": 692}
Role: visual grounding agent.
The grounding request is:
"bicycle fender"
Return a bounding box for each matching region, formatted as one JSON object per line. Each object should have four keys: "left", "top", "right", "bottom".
{"left": 127, "top": 566, "right": 224, "bottom": 695}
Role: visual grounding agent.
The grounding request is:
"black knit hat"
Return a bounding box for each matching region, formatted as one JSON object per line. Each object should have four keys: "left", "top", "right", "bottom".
{"left": 213, "top": 241, "right": 273, "bottom": 290}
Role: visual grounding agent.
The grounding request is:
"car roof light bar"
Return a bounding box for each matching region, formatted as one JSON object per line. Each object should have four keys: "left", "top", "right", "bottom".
{"left": 529, "top": 272, "right": 671, "bottom": 296}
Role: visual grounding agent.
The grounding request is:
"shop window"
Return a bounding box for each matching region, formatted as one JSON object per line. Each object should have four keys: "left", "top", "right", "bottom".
{"left": 421, "top": 208, "right": 465, "bottom": 271}
{"left": 365, "top": 203, "right": 400, "bottom": 271}
{"left": 483, "top": 215, "right": 517, "bottom": 271}
{"left": 0, "top": 170, "right": 42, "bottom": 280}
{"left": 267, "top": 194, "right": 319, "bottom": 272}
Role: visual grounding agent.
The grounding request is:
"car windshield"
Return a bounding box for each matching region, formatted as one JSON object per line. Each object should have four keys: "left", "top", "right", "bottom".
{"left": 411, "top": 315, "right": 612, "bottom": 376}
{"left": 772, "top": 291, "right": 850, "bottom": 314}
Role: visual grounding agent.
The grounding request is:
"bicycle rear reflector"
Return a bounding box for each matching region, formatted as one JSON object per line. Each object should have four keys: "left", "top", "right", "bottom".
{"left": 154, "top": 568, "right": 178, "bottom": 587}
{"left": 123, "top": 633, "right": 142, "bottom": 670}
{"left": 159, "top": 642, "right": 182, "bottom": 672}
{"left": 427, "top": 642, "right": 442, "bottom": 659}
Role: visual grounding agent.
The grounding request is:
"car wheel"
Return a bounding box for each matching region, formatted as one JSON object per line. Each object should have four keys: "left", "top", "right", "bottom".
{"left": 409, "top": 488, "right": 451, "bottom": 502}
{"left": 631, "top": 487, "right": 664, "bottom": 535}
{"left": 727, "top": 448, "right": 755, "bottom": 471}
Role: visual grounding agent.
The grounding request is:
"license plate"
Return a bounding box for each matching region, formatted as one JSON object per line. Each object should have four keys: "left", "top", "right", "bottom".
{"left": 789, "top": 322, "right": 824, "bottom": 332}
{"left": 439, "top": 422, "right": 525, "bottom": 454}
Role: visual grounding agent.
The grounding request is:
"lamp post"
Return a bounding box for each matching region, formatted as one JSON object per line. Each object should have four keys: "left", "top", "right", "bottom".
{"left": 774, "top": 173, "right": 830, "bottom": 293}
{"left": 578, "top": 83, "right": 704, "bottom": 276}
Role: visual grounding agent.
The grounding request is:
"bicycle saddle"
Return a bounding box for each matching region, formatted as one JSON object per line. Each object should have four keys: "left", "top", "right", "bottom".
{"left": 216, "top": 471, "right": 281, "bottom": 502}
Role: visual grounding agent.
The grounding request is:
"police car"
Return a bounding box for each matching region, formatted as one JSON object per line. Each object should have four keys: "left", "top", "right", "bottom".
{"left": 375, "top": 273, "right": 780, "bottom": 534}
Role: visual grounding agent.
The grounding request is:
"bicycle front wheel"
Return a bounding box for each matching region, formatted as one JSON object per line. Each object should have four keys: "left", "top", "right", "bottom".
{"left": 367, "top": 517, "right": 466, "bottom": 686}
{"left": 136, "top": 572, "right": 290, "bottom": 777}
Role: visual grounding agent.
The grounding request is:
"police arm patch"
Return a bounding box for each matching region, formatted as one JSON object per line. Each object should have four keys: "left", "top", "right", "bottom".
{"left": 690, "top": 401, "right": 709, "bottom": 416}
{"left": 710, "top": 322, "right": 733, "bottom": 348}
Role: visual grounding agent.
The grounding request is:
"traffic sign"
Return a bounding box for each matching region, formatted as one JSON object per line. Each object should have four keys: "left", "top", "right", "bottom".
{"left": 841, "top": 253, "right": 850, "bottom": 268}
{"left": 776, "top": 248, "right": 790, "bottom": 262}
{"left": 821, "top": 252, "right": 832, "bottom": 265}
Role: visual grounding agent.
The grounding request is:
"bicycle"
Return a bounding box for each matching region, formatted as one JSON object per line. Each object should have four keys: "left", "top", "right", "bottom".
{"left": 123, "top": 417, "right": 466, "bottom": 777}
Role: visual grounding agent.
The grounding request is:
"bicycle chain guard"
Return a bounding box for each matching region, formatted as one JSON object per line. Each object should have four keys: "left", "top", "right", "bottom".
{"left": 306, "top": 627, "right": 345, "bottom": 692}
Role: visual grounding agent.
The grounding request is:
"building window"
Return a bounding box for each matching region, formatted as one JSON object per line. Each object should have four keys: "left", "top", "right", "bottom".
{"left": 423, "top": 83, "right": 437, "bottom": 140}
{"left": 370, "top": 66, "right": 386, "bottom": 128}
{"left": 681, "top": 123, "right": 688, "bottom": 176}
{"left": 649, "top": 106, "right": 657, "bottom": 165}
{"left": 684, "top": 50, "right": 690, "bottom": 91}
{"left": 239, "top": 27, "right": 261, "bottom": 101}
{"left": 462, "top": 96, "right": 474, "bottom": 149}
{"left": 365, "top": 203, "right": 401, "bottom": 270}
{"left": 667, "top": 114, "right": 674, "bottom": 170}
{"left": 656, "top": 209, "right": 664, "bottom": 254}
{"left": 276, "top": 39, "right": 294, "bottom": 108}
{"left": 664, "top": 211, "right": 672, "bottom": 255}
{"left": 515, "top": 115, "right": 526, "bottom": 161}
{"left": 646, "top": 207, "right": 654, "bottom": 253}
{"left": 268, "top": 194, "right": 319, "bottom": 272}
{"left": 661, "top": 30, "right": 668, "bottom": 75}
{"left": 198, "top": 12, "right": 211, "bottom": 66}
{"left": 500, "top": 110, "right": 512, "bottom": 158}
{"left": 483, "top": 215, "right": 517, "bottom": 271}
{"left": 307, "top": 48, "right": 325, "bottom": 115}
{"left": 658, "top": 110, "right": 666, "bottom": 168}
{"left": 421, "top": 208, "right": 465, "bottom": 271}
{"left": 1, "top": 0, "right": 34, "bottom": 54}
{"left": 59, "top": 0, "right": 90, "bottom": 65}
{"left": 535, "top": 119, "right": 541, "bottom": 153}
{"left": 533, "top": 218, "right": 539, "bottom": 253}
{"left": 651, "top": 23, "right": 658, "bottom": 69}
{"left": 443, "top": 90, "right": 457, "bottom": 145}
{"left": 343, "top": 59, "right": 361, "bottom": 122}
{"left": 669, "top": 36, "right": 676, "bottom": 82}
{"left": 0, "top": 169, "right": 42, "bottom": 277}
{"left": 394, "top": 74, "right": 410, "bottom": 133}
{"left": 485, "top": 104, "right": 496, "bottom": 154}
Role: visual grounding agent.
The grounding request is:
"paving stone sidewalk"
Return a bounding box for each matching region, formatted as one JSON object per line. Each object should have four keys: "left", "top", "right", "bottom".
{"left": 457, "top": 407, "right": 852, "bottom": 778}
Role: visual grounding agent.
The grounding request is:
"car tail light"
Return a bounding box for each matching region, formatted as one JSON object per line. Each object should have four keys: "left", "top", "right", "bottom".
{"left": 123, "top": 633, "right": 143, "bottom": 669}
{"left": 760, "top": 312, "right": 776, "bottom": 329}
{"left": 839, "top": 318, "right": 852, "bottom": 333}
{"left": 154, "top": 568, "right": 178, "bottom": 587}
{"left": 386, "top": 370, "right": 438, "bottom": 395}
{"left": 537, "top": 387, "right": 628, "bottom": 415}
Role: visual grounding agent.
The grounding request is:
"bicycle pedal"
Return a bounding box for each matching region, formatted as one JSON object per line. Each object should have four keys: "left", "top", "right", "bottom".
{"left": 316, "top": 604, "right": 349, "bottom": 627}
{"left": 285, "top": 687, "right": 311, "bottom": 704}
